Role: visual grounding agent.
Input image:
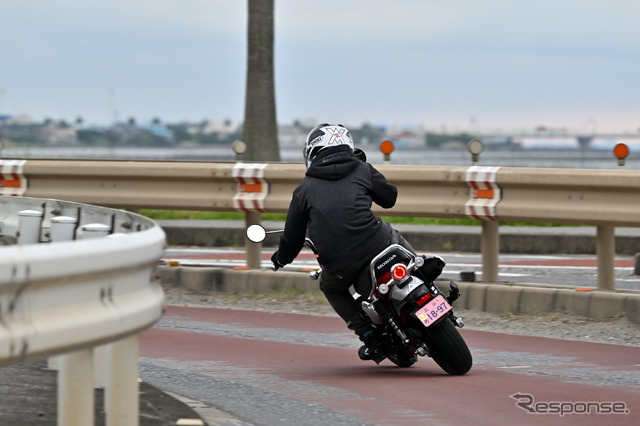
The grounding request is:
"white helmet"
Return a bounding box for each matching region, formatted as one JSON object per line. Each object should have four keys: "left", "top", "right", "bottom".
{"left": 303, "top": 123, "right": 354, "bottom": 168}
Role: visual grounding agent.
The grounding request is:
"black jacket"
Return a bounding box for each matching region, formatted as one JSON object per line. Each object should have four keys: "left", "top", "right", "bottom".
{"left": 276, "top": 145, "right": 396, "bottom": 272}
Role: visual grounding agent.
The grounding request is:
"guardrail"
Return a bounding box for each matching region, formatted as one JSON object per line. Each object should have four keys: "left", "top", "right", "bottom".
{"left": 5, "top": 158, "right": 640, "bottom": 290}
{"left": 17, "top": 159, "right": 238, "bottom": 211}
{"left": 0, "top": 195, "right": 166, "bottom": 426}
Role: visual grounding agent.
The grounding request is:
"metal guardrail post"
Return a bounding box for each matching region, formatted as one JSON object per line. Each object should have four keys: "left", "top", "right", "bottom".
{"left": 50, "top": 216, "right": 77, "bottom": 242}
{"left": 231, "top": 141, "right": 266, "bottom": 270}
{"left": 245, "top": 211, "right": 262, "bottom": 269}
{"left": 18, "top": 209, "right": 42, "bottom": 244}
{"left": 58, "top": 349, "right": 94, "bottom": 426}
{"left": 80, "top": 223, "right": 111, "bottom": 239}
{"left": 78, "top": 223, "right": 112, "bottom": 391}
{"left": 93, "top": 343, "right": 109, "bottom": 389}
{"left": 482, "top": 220, "right": 499, "bottom": 281}
{"left": 77, "top": 223, "right": 140, "bottom": 425}
{"left": 464, "top": 157, "right": 500, "bottom": 282}
{"left": 106, "top": 335, "right": 139, "bottom": 426}
{"left": 48, "top": 216, "right": 79, "bottom": 371}
{"left": 596, "top": 225, "right": 615, "bottom": 290}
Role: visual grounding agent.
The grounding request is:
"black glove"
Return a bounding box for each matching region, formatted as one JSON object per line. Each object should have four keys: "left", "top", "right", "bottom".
{"left": 271, "top": 250, "right": 285, "bottom": 271}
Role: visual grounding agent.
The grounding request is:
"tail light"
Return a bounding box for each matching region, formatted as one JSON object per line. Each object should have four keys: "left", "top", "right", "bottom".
{"left": 375, "top": 263, "right": 410, "bottom": 290}
{"left": 391, "top": 263, "right": 409, "bottom": 284}
{"left": 417, "top": 293, "right": 433, "bottom": 307}
{"left": 392, "top": 264, "right": 407, "bottom": 281}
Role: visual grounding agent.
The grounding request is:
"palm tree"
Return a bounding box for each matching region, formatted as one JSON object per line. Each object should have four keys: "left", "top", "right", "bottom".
{"left": 243, "top": 0, "right": 280, "bottom": 161}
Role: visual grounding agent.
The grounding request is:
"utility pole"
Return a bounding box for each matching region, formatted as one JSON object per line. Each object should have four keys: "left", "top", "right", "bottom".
{"left": 243, "top": 0, "right": 279, "bottom": 161}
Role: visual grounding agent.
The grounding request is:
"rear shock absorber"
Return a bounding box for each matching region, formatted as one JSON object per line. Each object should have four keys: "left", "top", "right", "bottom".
{"left": 373, "top": 299, "right": 410, "bottom": 346}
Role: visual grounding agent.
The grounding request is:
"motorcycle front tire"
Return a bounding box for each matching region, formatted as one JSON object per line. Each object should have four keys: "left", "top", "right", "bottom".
{"left": 422, "top": 318, "right": 472, "bottom": 375}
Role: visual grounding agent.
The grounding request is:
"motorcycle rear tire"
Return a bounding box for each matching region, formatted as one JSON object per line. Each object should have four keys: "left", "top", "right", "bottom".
{"left": 422, "top": 319, "right": 472, "bottom": 375}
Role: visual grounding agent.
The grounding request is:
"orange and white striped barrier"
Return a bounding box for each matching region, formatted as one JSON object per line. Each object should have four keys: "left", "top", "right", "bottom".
{"left": 0, "top": 159, "right": 27, "bottom": 196}
{"left": 232, "top": 163, "right": 269, "bottom": 212}
{"left": 465, "top": 166, "right": 501, "bottom": 221}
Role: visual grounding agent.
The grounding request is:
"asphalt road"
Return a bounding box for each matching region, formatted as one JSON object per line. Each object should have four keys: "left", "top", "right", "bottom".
{"left": 139, "top": 306, "right": 640, "bottom": 426}
{"left": 163, "top": 248, "right": 640, "bottom": 291}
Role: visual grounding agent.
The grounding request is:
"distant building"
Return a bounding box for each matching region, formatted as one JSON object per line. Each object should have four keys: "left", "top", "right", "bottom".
{"left": 142, "top": 121, "right": 173, "bottom": 140}
{"left": 278, "top": 123, "right": 308, "bottom": 147}
{"left": 383, "top": 129, "right": 426, "bottom": 148}
{"left": 5, "top": 114, "right": 32, "bottom": 125}
{"left": 202, "top": 119, "right": 239, "bottom": 136}
{"left": 40, "top": 122, "right": 78, "bottom": 145}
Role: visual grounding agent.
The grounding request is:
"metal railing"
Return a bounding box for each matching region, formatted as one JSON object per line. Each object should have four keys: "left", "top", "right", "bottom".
{"left": 0, "top": 195, "right": 166, "bottom": 426}
{"left": 8, "top": 158, "right": 640, "bottom": 290}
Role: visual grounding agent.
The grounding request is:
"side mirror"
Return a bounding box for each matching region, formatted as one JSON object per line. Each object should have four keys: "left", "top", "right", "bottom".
{"left": 246, "top": 224, "right": 267, "bottom": 243}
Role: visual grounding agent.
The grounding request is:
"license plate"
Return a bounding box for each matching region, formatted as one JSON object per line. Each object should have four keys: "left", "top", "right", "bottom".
{"left": 415, "top": 295, "right": 452, "bottom": 327}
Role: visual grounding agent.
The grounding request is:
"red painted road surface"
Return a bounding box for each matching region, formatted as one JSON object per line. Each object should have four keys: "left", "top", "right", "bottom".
{"left": 141, "top": 306, "right": 640, "bottom": 425}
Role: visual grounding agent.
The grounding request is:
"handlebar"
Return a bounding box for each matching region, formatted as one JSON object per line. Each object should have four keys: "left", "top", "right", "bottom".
{"left": 247, "top": 225, "right": 320, "bottom": 271}
{"left": 304, "top": 237, "right": 318, "bottom": 255}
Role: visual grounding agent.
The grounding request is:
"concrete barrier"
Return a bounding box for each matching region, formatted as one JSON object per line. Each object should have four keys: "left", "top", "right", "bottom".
{"left": 157, "top": 219, "right": 640, "bottom": 325}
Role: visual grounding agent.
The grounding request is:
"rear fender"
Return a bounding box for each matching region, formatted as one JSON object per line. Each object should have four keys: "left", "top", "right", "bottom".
{"left": 389, "top": 276, "right": 426, "bottom": 316}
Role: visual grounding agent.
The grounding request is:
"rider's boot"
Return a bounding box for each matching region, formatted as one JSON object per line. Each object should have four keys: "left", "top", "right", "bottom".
{"left": 357, "top": 329, "right": 387, "bottom": 364}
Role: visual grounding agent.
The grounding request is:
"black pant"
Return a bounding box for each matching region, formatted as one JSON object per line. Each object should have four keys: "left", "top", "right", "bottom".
{"left": 318, "top": 228, "right": 415, "bottom": 336}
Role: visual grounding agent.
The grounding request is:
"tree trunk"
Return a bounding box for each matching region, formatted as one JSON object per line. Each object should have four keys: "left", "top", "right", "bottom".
{"left": 243, "top": 0, "right": 280, "bottom": 161}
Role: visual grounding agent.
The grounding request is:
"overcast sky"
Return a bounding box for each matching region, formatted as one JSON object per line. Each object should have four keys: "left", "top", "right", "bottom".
{"left": 1, "top": 0, "right": 639, "bottom": 132}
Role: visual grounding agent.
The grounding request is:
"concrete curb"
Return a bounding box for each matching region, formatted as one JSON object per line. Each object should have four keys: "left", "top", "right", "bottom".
{"left": 157, "top": 265, "right": 640, "bottom": 325}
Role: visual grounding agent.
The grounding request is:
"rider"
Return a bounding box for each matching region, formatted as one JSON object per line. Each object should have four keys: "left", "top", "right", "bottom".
{"left": 270, "top": 123, "right": 435, "bottom": 363}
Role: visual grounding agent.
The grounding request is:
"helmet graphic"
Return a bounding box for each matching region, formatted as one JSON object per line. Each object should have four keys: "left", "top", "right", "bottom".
{"left": 303, "top": 123, "right": 354, "bottom": 168}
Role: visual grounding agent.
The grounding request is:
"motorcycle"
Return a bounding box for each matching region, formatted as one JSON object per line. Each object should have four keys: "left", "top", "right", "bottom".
{"left": 246, "top": 224, "right": 473, "bottom": 375}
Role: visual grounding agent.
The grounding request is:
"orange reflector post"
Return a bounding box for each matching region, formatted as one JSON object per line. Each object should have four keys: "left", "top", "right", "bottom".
{"left": 613, "top": 143, "right": 629, "bottom": 159}
{"left": 380, "top": 140, "right": 395, "bottom": 155}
